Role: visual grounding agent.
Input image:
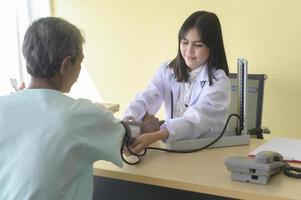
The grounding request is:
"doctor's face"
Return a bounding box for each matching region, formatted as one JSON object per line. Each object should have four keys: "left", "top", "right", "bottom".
{"left": 180, "top": 28, "right": 210, "bottom": 71}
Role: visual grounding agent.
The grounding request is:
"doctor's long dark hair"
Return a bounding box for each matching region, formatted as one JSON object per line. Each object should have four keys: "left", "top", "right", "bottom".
{"left": 169, "top": 11, "right": 229, "bottom": 86}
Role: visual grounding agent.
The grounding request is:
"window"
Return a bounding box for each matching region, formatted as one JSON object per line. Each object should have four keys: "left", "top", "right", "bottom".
{"left": 0, "top": 0, "right": 102, "bottom": 102}
{"left": 0, "top": 0, "right": 50, "bottom": 95}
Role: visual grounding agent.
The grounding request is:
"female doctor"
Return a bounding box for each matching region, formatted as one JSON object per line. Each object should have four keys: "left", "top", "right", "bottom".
{"left": 124, "top": 11, "right": 231, "bottom": 154}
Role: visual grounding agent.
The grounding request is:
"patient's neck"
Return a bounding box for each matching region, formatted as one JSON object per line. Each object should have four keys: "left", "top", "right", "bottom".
{"left": 28, "top": 77, "right": 61, "bottom": 91}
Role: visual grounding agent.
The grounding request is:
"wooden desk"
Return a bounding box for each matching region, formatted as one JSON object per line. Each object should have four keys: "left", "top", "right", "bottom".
{"left": 94, "top": 139, "right": 301, "bottom": 200}
{"left": 102, "top": 103, "right": 119, "bottom": 113}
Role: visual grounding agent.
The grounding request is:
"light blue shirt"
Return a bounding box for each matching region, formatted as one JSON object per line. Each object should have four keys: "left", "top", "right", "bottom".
{"left": 0, "top": 89, "right": 125, "bottom": 200}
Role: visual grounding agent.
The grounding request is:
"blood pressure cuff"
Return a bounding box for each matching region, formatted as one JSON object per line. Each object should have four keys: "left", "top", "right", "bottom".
{"left": 120, "top": 121, "right": 141, "bottom": 144}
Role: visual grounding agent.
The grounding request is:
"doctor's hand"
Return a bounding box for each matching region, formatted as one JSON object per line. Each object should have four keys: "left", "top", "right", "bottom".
{"left": 127, "top": 129, "right": 169, "bottom": 155}
{"left": 141, "top": 113, "right": 160, "bottom": 133}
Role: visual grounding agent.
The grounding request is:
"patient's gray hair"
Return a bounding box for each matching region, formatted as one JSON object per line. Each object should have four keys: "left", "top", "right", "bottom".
{"left": 22, "top": 17, "right": 85, "bottom": 78}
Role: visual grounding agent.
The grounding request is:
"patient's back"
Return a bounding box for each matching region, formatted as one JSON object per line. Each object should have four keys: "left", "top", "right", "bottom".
{"left": 0, "top": 89, "right": 124, "bottom": 200}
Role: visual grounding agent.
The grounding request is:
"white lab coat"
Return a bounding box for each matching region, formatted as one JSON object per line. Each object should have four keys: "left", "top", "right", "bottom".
{"left": 124, "top": 61, "right": 231, "bottom": 142}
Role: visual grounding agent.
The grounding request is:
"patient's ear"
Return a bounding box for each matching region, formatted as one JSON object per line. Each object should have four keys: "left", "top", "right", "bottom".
{"left": 59, "top": 56, "right": 72, "bottom": 76}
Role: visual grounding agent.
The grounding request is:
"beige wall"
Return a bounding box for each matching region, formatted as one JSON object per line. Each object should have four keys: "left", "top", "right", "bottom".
{"left": 53, "top": 0, "right": 301, "bottom": 137}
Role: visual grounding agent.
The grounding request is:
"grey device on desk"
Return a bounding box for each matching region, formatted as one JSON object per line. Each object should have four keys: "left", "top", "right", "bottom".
{"left": 165, "top": 58, "right": 250, "bottom": 150}
{"left": 224, "top": 151, "right": 286, "bottom": 184}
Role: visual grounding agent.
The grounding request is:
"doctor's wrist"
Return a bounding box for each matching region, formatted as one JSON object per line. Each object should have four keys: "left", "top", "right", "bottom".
{"left": 156, "top": 129, "right": 169, "bottom": 141}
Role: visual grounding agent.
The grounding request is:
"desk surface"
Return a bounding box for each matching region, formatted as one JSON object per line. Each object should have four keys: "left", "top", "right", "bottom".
{"left": 102, "top": 103, "right": 119, "bottom": 113}
{"left": 94, "top": 139, "right": 301, "bottom": 200}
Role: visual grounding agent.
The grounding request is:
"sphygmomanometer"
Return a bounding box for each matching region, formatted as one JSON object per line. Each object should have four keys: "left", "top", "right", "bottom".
{"left": 119, "top": 58, "right": 301, "bottom": 181}
{"left": 120, "top": 58, "right": 249, "bottom": 165}
{"left": 121, "top": 119, "right": 301, "bottom": 180}
{"left": 120, "top": 113, "right": 240, "bottom": 165}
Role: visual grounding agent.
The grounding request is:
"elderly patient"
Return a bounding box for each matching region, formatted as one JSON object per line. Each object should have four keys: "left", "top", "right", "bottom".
{"left": 0, "top": 17, "right": 159, "bottom": 200}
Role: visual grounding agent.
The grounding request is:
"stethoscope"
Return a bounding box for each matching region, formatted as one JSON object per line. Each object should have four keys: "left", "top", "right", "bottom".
{"left": 170, "top": 91, "right": 174, "bottom": 119}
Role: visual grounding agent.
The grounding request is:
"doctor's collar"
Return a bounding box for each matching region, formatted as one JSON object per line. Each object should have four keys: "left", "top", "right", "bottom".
{"left": 188, "top": 64, "right": 205, "bottom": 82}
